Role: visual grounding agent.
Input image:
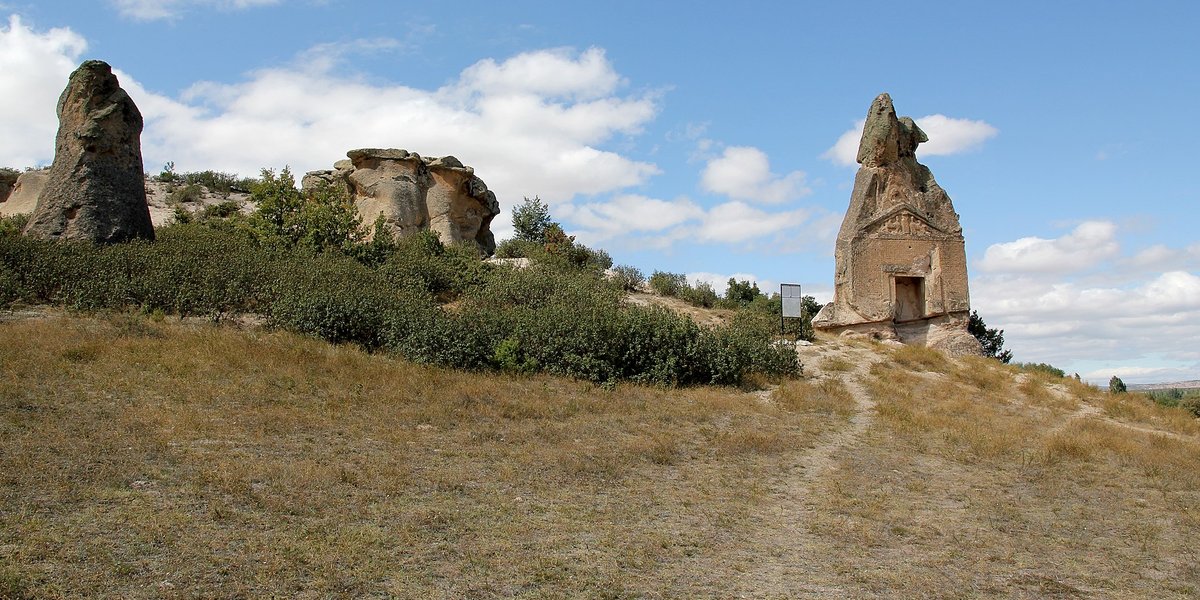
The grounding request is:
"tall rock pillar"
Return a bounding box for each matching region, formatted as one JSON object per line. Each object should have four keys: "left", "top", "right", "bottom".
{"left": 24, "top": 60, "right": 154, "bottom": 243}
{"left": 813, "top": 93, "right": 980, "bottom": 355}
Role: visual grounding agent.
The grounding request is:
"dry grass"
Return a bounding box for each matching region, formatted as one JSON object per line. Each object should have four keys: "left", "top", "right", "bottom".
{"left": 0, "top": 312, "right": 827, "bottom": 598}
{"left": 4, "top": 313, "right": 1199, "bottom": 598}
{"left": 889, "top": 343, "right": 951, "bottom": 372}
{"left": 802, "top": 349, "right": 1200, "bottom": 598}
{"left": 818, "top": 356, "right": 854, "bottom": 372}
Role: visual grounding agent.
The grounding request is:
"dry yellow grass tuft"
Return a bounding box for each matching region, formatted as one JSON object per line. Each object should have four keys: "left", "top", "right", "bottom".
{"left": 889, "top": 343, "right": 951, "bottom": 372}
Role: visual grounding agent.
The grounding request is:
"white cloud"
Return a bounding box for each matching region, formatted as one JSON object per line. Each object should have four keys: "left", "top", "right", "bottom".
{"left": 0, "top": 15, "right": 87, "bottom": 167}
{"left": 457, "top": 47, "right": 622, "bottom": 101}
{"left": 915, "top": 115, "right": 999, "bottom": 157}
{"left": 111, "top": 0, "right": 281, "bottom": 21}
{"left": 700, "top": 145, "right": 809, "bottom": 203}
{"left": 0, "top": 17, "right": 662, "bottom": 218}
{"left": 978, "top": 221, "right": 1119, "bottom": 274}
{"left": 823, "top": 115, "right": 998, "bottom": 166}
{"left": 559, "top": 194, "right": 704, "bottom": 240}
{"left": 122, "top": 45, "right": 660, "bottom": 206}
{"left": 697, "top": 201, "right": 809, "bottom": 243}
{"left": 974, "top": 262, "right": 1200, "bottom": 382}
{"left": 1081, "top": 365, "right": 1192, "bottom": 383}
{"left": 822, "top": 121, "right": 864, "bottom": 168}
{"left": 559, "top": 194, "right": 811, "bottom": 251}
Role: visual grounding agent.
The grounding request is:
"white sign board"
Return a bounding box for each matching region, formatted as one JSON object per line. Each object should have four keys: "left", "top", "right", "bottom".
{"left": 780, "top": 283, "right": 803, "bottom": 318}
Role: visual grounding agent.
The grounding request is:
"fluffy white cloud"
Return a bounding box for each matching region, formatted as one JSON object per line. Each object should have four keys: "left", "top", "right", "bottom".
{"left": 0, "top": 17, "right": 661, "bottom": 217}
{"left": 0, "top": 16, "right": 86, "bottom": 167}
{"left": 973, "top": 222, "right": 1200, "bottom": 382}
{"left": 700, "top": 146, "right": 809, "bottom": 203}
{"left": 696, "top": 201, "right": 809, "bottom": 243}
{"left": 111, "top": 0, "right": 281, "bottom": 21}
{"left": 559, "top": 194, "right": 704, "bottom": 240}
{"left": 823, "top": 114, "right": 998, "bottom": 166}
{"left": 561, "top": 195, "right": 811, "bottom": 250}
{"left": 914, "top": 115, "right": 999, "bottom": 157}
{"left": 127, "top": 45, "right": 660, "bottom": 206}
{"left": 978, "top": 221, "right": 1119, "bottom": 273}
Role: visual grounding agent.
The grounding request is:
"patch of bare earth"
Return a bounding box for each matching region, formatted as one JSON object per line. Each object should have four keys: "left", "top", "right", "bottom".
{"left": 625, "top": 292, "right": 735, "bottom": 327}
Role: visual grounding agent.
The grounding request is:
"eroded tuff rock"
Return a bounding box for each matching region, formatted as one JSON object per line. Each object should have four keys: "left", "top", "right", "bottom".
{"left": 303, "top": 149, "right": 500, "bottom": 255}
{"left": 813, "top": 93, "right": 980, "bottom": 355}
{"left": 23, "top": 60, "right": 153, "bottom": 242}
{"left": 0, "top": 170, "right": 48, "bottom": 218}
{"left": 0, "top": 169, "right": 18, "bottom": 205}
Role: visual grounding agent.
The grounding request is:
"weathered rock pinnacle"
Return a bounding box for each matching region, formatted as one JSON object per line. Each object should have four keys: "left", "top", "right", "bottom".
{"left": 23, "top": 60, "right": 154, "bottom": 243}
{"left": 814, "top": 93, "right": 980, "bottom": 355}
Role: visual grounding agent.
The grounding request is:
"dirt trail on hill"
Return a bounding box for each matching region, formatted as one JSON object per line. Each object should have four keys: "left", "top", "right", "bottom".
{"left": 723, "top": 342, "right": 888, "bottom": 597}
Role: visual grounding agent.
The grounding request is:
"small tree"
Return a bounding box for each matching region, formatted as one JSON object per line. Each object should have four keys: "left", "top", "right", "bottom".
{"left": 725, "top": 278, "right": 762, "bottom": 306}
{"left": 249, "top": 167, "right": 362, "bottom": 255}
{"left": 968, "top": 310, "right": 1012, "bottom": 363}
{"left": 511, "top": 196, "right": 552, "bottom": 244}
{"left": 1109, "top": 376, "right": 1127, "bottom": 394}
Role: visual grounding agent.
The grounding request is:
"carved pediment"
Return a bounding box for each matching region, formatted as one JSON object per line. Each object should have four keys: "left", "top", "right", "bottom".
{"left": 864, "top": 204, "right": 949, "bottom": 237}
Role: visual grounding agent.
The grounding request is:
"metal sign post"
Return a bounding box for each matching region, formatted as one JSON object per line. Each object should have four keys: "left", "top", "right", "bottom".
{"left": 780, "top": 283, "right": 802, "bottom": 335}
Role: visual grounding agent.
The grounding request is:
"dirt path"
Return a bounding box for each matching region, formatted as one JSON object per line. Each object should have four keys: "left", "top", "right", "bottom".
{"left": 725, "top": 341, "right": 888, "bottom": 597}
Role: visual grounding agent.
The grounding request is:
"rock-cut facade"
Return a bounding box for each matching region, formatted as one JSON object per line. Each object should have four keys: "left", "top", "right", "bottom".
{"left": 813, "top": 93, "right": 981, "bottom": 355}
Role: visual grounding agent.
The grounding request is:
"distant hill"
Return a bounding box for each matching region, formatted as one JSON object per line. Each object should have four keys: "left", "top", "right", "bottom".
{"left": 1129, "top": 379, "right": 1200, "bottom": 391}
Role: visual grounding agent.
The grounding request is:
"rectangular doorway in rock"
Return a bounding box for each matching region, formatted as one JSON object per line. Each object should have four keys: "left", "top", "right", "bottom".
{"left": 894, "top": 276, "right": 925, "bottom": 322}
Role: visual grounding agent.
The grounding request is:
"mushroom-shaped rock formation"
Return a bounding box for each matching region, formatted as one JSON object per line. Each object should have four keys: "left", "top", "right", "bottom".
{"left": 303, "top": 149, "right": 501, "bottom": 255}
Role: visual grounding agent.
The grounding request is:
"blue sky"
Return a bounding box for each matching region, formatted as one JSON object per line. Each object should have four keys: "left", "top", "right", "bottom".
{"left": 2, "top": 1, "right": 1198, "bottom": 383}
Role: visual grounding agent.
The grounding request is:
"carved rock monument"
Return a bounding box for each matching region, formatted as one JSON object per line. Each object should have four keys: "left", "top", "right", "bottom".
{"left": 23, "top": 60, "right": 154, "bottom": 243}
{"left": 813, "top": 93, "right": 981, "bottom": 355}
{"left": 303, "top": 149, "right": 501, "bottom": 255}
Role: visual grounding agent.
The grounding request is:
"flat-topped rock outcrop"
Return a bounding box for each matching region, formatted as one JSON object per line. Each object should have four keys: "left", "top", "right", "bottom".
{"left": 813, "top": 93, "right": 980, "bottom": 355}
{"left": 23, "top": 60, "right": 154, "bottom": 243}
{"left": 303, "top": 148, "right": 501, "bottom": 255}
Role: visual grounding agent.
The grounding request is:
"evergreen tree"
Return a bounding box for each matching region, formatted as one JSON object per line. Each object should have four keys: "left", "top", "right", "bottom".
{"left": 968, "top": 310, "right": 1012, "bottom": 363}
{"left": 1109, "top": 376, "right": 1127, "bottom": 394}
{"left": 511, "top": 196, "right": 552, "bottom": 244}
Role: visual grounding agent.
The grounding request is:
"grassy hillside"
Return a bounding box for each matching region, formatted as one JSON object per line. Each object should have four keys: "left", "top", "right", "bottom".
{"left": 2, "top": 312, "right": 1198, "bottom": 598}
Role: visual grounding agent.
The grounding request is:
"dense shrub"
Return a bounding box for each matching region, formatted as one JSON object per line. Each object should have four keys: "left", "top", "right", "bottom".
{"left": 649, "top": 271, "right": 687, "bottom": 297}
{"left": 1015, "top": 362, "right": 1066, "bottom": 378}
{"left": 679, "top": 281, "right": 719, "bottom": 308}
{"left": 1109, "top": 376, "right": 1127, "bottom": 394}
{"left": 610, "top": 265, "right": 645, "bottom": 292}
{"left": 249, "top": 167, "right": 362, "bottom": 255}
{"left": 0, "top": 206, "right": 797, "bottom": 386}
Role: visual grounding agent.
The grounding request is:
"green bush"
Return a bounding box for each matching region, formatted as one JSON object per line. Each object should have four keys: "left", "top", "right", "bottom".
{"left": 249, "top": 167, "right": 362, "bottom": 255}
{"left": 0, "top": 213, "right": 28, "bottom": 237}
{"left": 649, "top": 271, "right": 686, "bottom": 297}
{"left": 679, "top": 281, "right": 719, "bottom": 308}
{"left": 493, "top": 238, "right": 537, "bottom": 259}
{"left": 1015, "top": 362, "right": 1066, "bottom": 378}
{"left": 610, "top": 264, "right": 645, "bottom": 292}
{"left": 0, "top": 193, "right": 797, "bottom": 387}
{"left": 1109, "top": 376, "right": 1127, "bottom": 394}
{"left": 168, "top": 183, "right": 204, "bottom": 205}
